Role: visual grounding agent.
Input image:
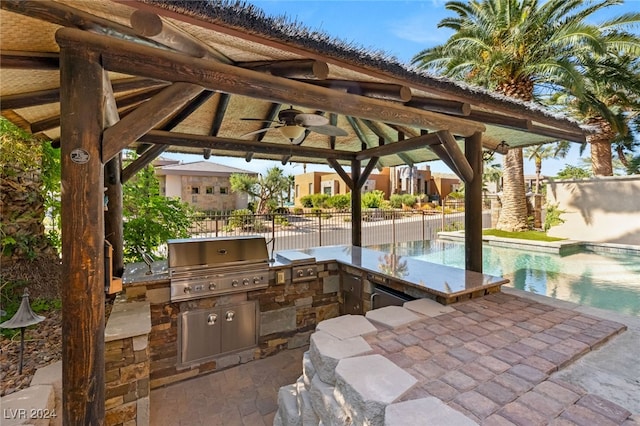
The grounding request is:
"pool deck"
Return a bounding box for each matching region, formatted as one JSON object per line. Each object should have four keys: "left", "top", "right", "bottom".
{"left": 150, "top": 288, "right": 640, "bottom": 425}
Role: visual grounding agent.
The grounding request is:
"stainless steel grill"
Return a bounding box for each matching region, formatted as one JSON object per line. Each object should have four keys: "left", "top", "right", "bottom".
{"left": 168, "top": 236, "right": 269, "bottom": 302}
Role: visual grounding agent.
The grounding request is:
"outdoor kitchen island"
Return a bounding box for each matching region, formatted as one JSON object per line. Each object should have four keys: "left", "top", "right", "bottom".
{"left": 110, "top": 242, "right": 507, "bottom": 424}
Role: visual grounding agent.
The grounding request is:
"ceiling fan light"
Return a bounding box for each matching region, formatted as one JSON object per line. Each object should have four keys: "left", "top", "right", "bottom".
{"left": 280, "top": 125, "right": 305, "bottom": 141}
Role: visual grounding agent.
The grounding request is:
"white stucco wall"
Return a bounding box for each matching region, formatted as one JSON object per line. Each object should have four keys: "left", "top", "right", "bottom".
{"left": 165, "top": 175, "right": 182, "bottom": 198}
{"left": 546, "top": 175, "right": 640, "bottom": 245}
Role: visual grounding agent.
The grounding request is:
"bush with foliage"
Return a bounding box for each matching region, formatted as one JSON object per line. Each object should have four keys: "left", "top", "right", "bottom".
{"left": 389, "top": 194, "right": 417, "bottom": 208}
{"left": 326, "top": 193, "right": 351, "bottom": 210}
{"left": 300, "top": 193, "right": 330, "bottom": 208}
{"left": 544, "top": 203, "right": 565, "bottom": 231}
{"left": 292, "top": 207, "right": 304, "bottom": 215}
{"left": 555, "top": 165, "right": 592, "bottom": 179}
{"left": 123, "top": 161, "right": 194, "bottom": 262}
{"left": 223, "top": 208, "right": 255, "bottom": 231}
{"left": 361, "top": 190, "right": 385, "bottom": 208}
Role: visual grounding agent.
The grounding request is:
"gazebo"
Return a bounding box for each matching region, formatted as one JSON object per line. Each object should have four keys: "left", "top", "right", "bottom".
{"left": 0, "top": 0, "right": 585, "bottom": 423}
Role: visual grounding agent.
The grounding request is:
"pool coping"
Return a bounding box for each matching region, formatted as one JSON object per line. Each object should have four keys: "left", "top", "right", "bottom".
{"left": 437, "top": 231, "right": 640, "bottom": 256}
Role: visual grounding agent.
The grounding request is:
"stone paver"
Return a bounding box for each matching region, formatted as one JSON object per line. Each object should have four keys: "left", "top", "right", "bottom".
{"left": 150, "top": 292, "right": 634, "bottom": 426}
{"left": 365, "top": 305, "right": 421, "bottom": 328}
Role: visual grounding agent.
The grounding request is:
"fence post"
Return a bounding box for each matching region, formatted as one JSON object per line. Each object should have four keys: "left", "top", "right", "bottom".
{"left": 215, "top": 212, "right": 219, "bottom": 237}
{"left": 392, "top": 211, "right": 396, "bottom": 246}
{"left": 422, "top": 211, "right": 426, "bottom": 242}
{"left": 318, "top": 211, "right": 322, "bottom": 246}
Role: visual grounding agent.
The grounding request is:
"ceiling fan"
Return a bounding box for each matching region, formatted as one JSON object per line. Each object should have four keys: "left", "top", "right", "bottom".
{"left": 241, "top": 107, "right": 348, "bottom": 145}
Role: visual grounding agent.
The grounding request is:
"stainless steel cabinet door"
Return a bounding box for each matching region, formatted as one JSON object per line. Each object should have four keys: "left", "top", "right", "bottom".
{"left": 179, "top": 309, "right": 221, "bottom": 365}
{"left": 221, "top": 301, "right": 257, "bottom": 353}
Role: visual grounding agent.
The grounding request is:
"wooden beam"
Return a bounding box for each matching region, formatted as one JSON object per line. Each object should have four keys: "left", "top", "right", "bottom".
{"left": 29, "top": 85, "right": 168, "bottom": 134}
{"left": 102, "top": 82, "right": 205, "bottom": 162}
{"left": 204, "top": 93, "right": 231, "bottom": 159}
{"left": 56, "top": 28, "right": 485, "bottom": 137}
{"left": 437, "top": 130, "right": 474, "bottom": 183}
{"left": 237, "top": 59, "right": 329, "bottom": 80}
{"left": 356, "top": 132, "right": 441, "bottom": 161}
{"left": 466, "top": 109, "right": 532, "bottom": 131}
{"left": 138, "top": 130, "right": 356, "bottom": 161}
{"left": 130, "top": 9, "right": 232, "bottom": 63}
{"left": 407, "top": 97, "right": 470, "bottom": 116}
{"left": 351, "top": 160, "right": 362, "bottom": 247}
{"left": 0, "top": 50, "right": 59, "bottom": 69}
{"left": 121, "top": 144, "right": 168, "bottom": 183}
{"left": 1, "top": 0, "right": 148, "bottom": 40}
{"left": 359, "top": 119, "right": 415, "bottom": 166}
{"left": 0, "top": 77, "right": 166, "bottom": 109}
{"left": 329, "top": 113, "right": 338, "bottom": 150}
{"left": 529, "top": 124, "right": 586, "bottom": 143}
{"left": 327, "top": 159, "right": 354, "bottom": 190}
{"left": 358, "top": 157, "right": 380, "bottom": 189}
{"left": 429, "top": 143, "right": 464, "bottom": 179}
{"left": 465, "top": 132, "right": 483, "bottom": 273}
{"left": 306, "top": 80, "right": 412, "bottom": 102}
{"left": 59, "top": 39, "right": 105, "bottom": 425}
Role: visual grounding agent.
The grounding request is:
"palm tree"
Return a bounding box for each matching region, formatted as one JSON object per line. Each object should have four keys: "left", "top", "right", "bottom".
{"left": 524, "top": 142, "right": 570, "bottom": 193}
{"left": 412, "top": 0, "right": 637, "bottom": 231}
{"left": 553, "top": 54, "right": 640, "bottom": 175}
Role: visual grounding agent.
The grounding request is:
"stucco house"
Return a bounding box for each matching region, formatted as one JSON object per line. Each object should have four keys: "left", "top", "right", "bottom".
{"left": 294, "top": 166, "right": 460, "bottom": 206}
{"left": 155, "top": 160, "right": 257, "bottom": 212}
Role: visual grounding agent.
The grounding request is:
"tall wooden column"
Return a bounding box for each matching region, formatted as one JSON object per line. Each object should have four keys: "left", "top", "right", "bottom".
{"left": 105, "top": 153, "right": 124, "bottom": 277}
{"left": 465, "top": 132, "right": 483, "bottom": 272}
{"left": 59, "top": 41, "right": 106, "bottom": 424}
{"left": 351, "top": 159, "right": 362, "bottom": 247}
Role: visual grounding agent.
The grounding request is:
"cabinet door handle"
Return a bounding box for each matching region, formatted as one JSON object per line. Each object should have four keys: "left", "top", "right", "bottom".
{"left": 370, "top": 293, "right": 379, "bottom": 309}
{"left": 207, "top": 313, "right": 217, "bottom": 325}
{"left": 225, "top": 310, "right": 235, "bottom": 321}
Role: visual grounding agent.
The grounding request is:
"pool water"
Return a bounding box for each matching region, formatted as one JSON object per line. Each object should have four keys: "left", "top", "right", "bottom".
{"left": 371, "top": 241, "right": 640, "bottom": 317}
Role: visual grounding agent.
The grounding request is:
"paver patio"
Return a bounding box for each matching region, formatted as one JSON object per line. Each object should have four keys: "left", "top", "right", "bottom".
{"left": 150, "top": 292, "right": 637, "bottom": 425}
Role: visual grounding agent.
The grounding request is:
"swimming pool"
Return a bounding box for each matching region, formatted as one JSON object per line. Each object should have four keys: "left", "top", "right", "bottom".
{"left": 370, "top": 241, "right": 640, "bottom": 317}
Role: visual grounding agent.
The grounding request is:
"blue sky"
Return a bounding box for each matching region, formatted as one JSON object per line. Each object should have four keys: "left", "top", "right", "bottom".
{"left": 167, "top": 0, "right": 640, "bottom": 177}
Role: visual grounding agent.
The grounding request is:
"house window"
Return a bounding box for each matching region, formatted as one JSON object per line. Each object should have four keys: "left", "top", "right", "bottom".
{"left": 220, "top": 187, "right": 228, "bottom": 194}
{"left": 308, "top": 183, "right": 313, "bottom": 194}
{"left": 323, "top": 186, "right": 332, "bottom": 195}
{"left": 205, "top": 186, "right": 214, "bottom": 194}
{"left": 191, "top": 187, "right": 200, "bottom": 195}
{"left": 295, "top": 184, "right": 299, "bottom": 198}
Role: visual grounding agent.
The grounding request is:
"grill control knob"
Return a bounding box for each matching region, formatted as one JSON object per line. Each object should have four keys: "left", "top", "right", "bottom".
{"left": 243, "top": 278, "right": 250, "bottom": 286}
{"left": 307, "top": 268, "right": 315, "bottom": 276}
{"left": 208, "top": 282, "right": 216, "bottom": 291}
{"left": 253, "top": 276, "right": 261, "bottom": 285}
{"left": 297, "top": 270, "right": 304, "bottom": 277}
{"left": 183, "top": 286, "right": 191, "bottom": 294}
{"left": 231, "top": 279, "right": 239, "bottom": 287}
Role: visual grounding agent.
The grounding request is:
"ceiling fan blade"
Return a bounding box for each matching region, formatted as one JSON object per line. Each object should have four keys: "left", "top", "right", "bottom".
{"left": 240, "top": 118, "right": 281, "bottom": 123}
{"left": 308, "top": 124, "right": 348, "bottom": 137}
{"left": 295, "top": 113, "right": 329, "bottom": 127}
{"left": 240, "top": 127, "right": 274, "bottom": 137}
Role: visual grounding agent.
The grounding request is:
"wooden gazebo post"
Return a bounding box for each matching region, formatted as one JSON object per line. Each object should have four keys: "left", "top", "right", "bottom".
{"left": 59, "top": 41, "right": 106, "bottom": 423}
{"left": 465, "top": 132, "right": 484, "bottom": 272}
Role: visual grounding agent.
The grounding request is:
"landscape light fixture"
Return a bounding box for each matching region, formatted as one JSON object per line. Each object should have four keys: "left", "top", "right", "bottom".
{"left": 0, "top": 288, "right": 45, "bottom": 374}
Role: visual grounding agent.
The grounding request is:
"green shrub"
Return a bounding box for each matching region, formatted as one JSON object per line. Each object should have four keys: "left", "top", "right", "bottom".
{"left": 223, "top": 209, "right": 254, "bottom": 231}
{"left": 361, "top": 190, "right": 385, "bottom": 208}
{"left": 326, "top": 194, "right": 351, "bottom": 210}
{"left": 292, "top": 207, "right": 303, "bottom": 215}
{"left": 274, "top": 216, "right": 289, "bottom": 226}
{"left": 389, "top": 194, "right": 417, "bottom": 208}
{"left": 310, "top": 207, "right": 323, "bottom": 215}
{"left": 544, "top": 203, "right": 565, "bottom": 231}
{"left": 299, "top": 195, "right": 314, "bottom": 208}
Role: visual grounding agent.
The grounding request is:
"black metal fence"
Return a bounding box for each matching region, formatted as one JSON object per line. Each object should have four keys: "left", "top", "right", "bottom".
{"left": 189, "top": 209, "right": 491, "bottom": 253}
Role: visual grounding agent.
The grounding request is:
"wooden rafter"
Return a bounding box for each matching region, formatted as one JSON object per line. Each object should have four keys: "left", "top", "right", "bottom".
{"left": 138, "top": 130, "right": 356, "bottom": 161}
{"left": 326, "top": 158, "right": 353, "bottom": 190}
{"left": 237, "top": 59, "right": 329, "bottom": 80}
{"left": 56, "top": 28, "right": 486, "bottom": 138}
{"left": 130, "top": 9, "right": 232, "bottom": 63}
{"left": 437, "top": 130, "right": 473, "bottom": 183}
{"left": 1, "top": 77, "right": 167, "bottom": 109}
{"left": 102, "top": 82, "right": 205, "bottom": 162}
{"left": 356, "top": 132, "right": 441, "bottom": 161}
{"left": 305, "top": 79, "right": 412, "bottom": 102}
{"left": 358, "top": 157, "right": 380, "bottom": 189}
{"left": 407, "top": 97, "right": 470, "bottom": 116}
{"left": 0, "top": 50, "right": 59, "bottom": 69}
{"left": 359, "top": 119, "right": 414, "bottom": 166}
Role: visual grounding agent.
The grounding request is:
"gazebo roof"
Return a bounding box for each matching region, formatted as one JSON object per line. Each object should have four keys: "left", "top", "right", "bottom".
{"left": 0, "top": 0, "right": 585, "bottom": 171}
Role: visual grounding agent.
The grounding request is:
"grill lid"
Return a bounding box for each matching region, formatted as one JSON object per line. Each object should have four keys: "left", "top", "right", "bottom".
{"left": 168, "top": 236, "right": 269, "bottom": 269}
